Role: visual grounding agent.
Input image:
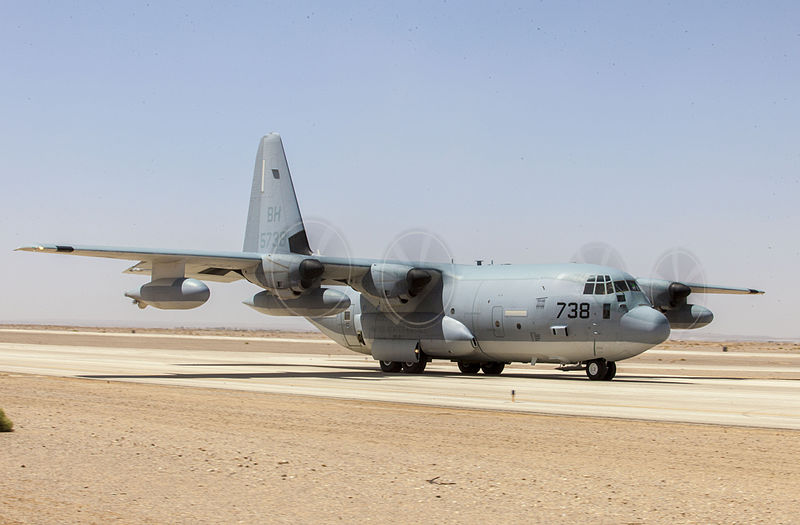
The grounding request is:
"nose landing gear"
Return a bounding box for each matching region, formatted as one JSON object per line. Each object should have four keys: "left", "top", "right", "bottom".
{"left": 585, "top": 359, "right": 617, "bottom": 381}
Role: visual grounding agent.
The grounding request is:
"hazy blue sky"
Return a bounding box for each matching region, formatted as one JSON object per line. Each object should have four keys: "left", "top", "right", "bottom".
{"left": 1, "top": 2, "right": 798, "bottom": 338}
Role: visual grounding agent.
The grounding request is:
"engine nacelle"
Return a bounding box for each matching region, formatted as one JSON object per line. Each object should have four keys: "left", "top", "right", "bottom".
{"left": 664, "top": 304, "right": 714, "bottom": 329}
{"left": 125, "top": 278, "right": 210, "bottom": 310}
{"left": 243, "top": 254, "right": 325, "bottom": 297}
{"left": 638, "top": 278, "right": 692, "bottom": 311}
{"left": 244, "top": 287, "right": 350, "bottom": 317}
{"left": 362, "top": 263, "right": 432, "bottom": 302}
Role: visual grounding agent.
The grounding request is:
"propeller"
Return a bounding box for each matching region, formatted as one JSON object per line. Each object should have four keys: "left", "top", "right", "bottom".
{"left": 651, "top": 247, "right": 708, "bottom": 307}
{"left": 571, "top": 242, "right": 628, "bottom": 272}
{"left": 303, "top": 217, "right": 353, "bottom": 261}
{"left": 381, "top": 229, "right": 455, "bottom": 328}
{"left": 274, "top": 218, "right": 354, "bottom": 317}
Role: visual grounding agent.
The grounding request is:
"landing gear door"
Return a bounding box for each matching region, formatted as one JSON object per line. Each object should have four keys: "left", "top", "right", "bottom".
{"left": 341, "top": 307, "right": 360, "bottom": 347}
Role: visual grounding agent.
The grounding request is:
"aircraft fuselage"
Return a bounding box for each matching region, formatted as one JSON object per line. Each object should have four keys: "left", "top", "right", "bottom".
{"left": 311, "top": 262, "right": 670, "bottom": 367}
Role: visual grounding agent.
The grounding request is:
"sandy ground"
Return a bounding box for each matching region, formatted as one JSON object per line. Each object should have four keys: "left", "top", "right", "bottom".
{"left": 1, "top": 374, "right": 799, "bottom": 524}
{"left": 1, "top": 327, "right": 800, "bottom": 523}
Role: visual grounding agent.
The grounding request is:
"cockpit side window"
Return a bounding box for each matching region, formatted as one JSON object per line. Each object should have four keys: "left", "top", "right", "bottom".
{"left": 626, "top": 279, "right": 641, "bottom": 292}
{"left": 583, "top": 275, "right": 596, "bottom": 294}
{"left": 614, "top": 280, "right": 629, "bottom": 292}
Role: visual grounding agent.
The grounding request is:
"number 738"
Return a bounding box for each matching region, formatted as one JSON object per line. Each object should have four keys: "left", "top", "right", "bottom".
{"left": 557, "top": 302, "right": 590, "bottom": 319}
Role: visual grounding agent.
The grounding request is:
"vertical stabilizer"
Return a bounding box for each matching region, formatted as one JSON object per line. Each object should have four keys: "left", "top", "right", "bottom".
{"left": 243, "top": 133, "right": 311, "bottom": 255}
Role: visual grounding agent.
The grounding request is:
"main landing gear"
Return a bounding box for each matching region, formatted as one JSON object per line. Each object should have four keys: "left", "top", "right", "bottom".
{"left": 379, "top": 359, "right": 427, "bottom": 374}
{"left": 457, "top": 361, "right": 505, "bottom": 375}
{"left": 402, "top": 359, "right": 427, "bottom": 374}
{"left": 585, "top": 359, "right": 616, "bottom": 381}
{"left": 457, "top": 362, "right": 481, "bottom": 375}
{"left": 381, "top": 359, "right": 506, "bottom": 376}
{"left": 379, "top": 360, "right": 403, "bottom": 373}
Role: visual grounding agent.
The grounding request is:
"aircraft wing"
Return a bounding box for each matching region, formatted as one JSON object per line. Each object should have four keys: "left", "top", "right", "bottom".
{"left": 14, "top": 244, "right": 396, "bottom": 287}
{"left": 681, "top": 283, "right": 765, "bottom": 295}
{"left": 15, "top": 244, "right": 265, "bottom": 283}
{"left": 17, "top": 244, "right": 442, "bottom": 309}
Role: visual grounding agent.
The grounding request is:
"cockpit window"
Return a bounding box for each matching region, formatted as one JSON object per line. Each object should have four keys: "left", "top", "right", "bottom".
{"left": 584, "top": 276, "right": 641, "bottom": 295}
{"left": 584, "top": 275, "right": 615, "bottom": 295}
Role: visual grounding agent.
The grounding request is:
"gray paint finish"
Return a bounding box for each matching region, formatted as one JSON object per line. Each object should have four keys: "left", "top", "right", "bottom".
{"left": 17, "top": 134, "right": 765, "bottom": 378}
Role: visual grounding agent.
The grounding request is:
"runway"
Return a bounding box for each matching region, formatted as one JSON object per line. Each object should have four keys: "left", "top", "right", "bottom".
{"left": 2, "top": 332, "right": 799, "bottom": 430}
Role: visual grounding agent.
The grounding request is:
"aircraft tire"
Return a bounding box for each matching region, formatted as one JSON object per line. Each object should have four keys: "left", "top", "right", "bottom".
{"left": 585, "top": 359, "right": 608, "bottom": 381}
{"left": 457, "top": 362, "right": 481, "bottom": 375}
{"left": 603, "top": 361, "right": 617, "bottom": 381}
{"left": 380, "top": 360, "right": 403, "bottom": 373}
{"left": 402, "top": 359, "right": 427, "bottom": 374}
{"left": 481, "top": 362, "right": 505, "bottom": 375}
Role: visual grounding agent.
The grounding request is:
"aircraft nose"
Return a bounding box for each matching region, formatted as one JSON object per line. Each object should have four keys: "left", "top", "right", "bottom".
{"left": 620, "top": 306, "right": 670, "bottom": 345}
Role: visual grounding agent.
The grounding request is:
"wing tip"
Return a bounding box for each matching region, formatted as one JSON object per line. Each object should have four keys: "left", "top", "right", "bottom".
{"left": 15, "top": 244, "right": 74, "bottom": 253}
{"left": 749, "top": 289, "right": 765, "bottom": 295}
{"left": 15, "top": 245, "right": 45, "bottom": 252}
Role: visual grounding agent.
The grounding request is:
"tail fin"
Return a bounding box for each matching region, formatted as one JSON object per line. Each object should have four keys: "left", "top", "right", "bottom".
{"left": 243, "top": 133, "right": 311, "bottom": 255}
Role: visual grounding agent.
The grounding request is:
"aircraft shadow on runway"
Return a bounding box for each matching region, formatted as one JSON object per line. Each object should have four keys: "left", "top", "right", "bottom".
{"left": 77, "top": 362, "right": 695, "bottom": 384}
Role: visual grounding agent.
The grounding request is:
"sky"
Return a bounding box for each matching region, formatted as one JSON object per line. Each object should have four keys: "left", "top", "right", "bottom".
{"left": 1, "top": 2, "right": 798, "bottom": 338}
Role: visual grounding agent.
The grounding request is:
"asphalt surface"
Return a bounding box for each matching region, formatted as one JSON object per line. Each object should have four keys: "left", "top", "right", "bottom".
{"left": 1, "top": 330, "right": 799, "bottom": 430}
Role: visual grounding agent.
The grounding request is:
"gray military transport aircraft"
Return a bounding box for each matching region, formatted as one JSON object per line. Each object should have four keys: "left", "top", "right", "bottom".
{"left": 18, "top": 134, "right": 764, "bottom": 380}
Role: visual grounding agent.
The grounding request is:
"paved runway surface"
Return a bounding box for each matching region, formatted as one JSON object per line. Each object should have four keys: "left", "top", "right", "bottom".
{"left": 2, "top": 332, "right": 799, "bottom": 430}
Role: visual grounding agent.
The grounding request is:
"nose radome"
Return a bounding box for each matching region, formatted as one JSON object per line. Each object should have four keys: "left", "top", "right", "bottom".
{"left": 620, "top": 306, "right": 670, "bottom": 345}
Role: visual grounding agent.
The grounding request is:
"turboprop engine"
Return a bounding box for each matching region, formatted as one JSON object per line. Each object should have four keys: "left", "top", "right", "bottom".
{"left": 125, "top": 278, "right": 210, "bottom": 310}
{"left": 637, "top": 278, "right": 714, "bottom": 329}
{"left": 243, "top": 254, "right": 325, "bottom": 298}
{"left": 359, "top": 263, "right": 433, "bottom": 303}
{"left": 244, "top": 287, "right": 350, "bottom": 317}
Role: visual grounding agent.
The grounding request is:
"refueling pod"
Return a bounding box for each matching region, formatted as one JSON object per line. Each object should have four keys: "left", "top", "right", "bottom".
{"left": 244, "top": 287, "right": 350, "bottom": 317}
{"left": 125, "top": 278, "right": 210, "bottom": 310}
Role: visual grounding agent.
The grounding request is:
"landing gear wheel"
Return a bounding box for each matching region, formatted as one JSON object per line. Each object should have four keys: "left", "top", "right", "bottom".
{"left": 379, "top": 361, "right": 402, "bottom": 373}
{"left": 457, "top": 362, "right": 481, "bottom": 375}
{"left": 585, "top": 359, "right": 608, "bottom": 381}
{"left": 481, "top": 362, "right": 505, "bottom": 375}
{"left": 602, "top": 361, "right": 616, "bottom": 381}
{"left": 402, "top": 359, "right": 427, "bottom": 374}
